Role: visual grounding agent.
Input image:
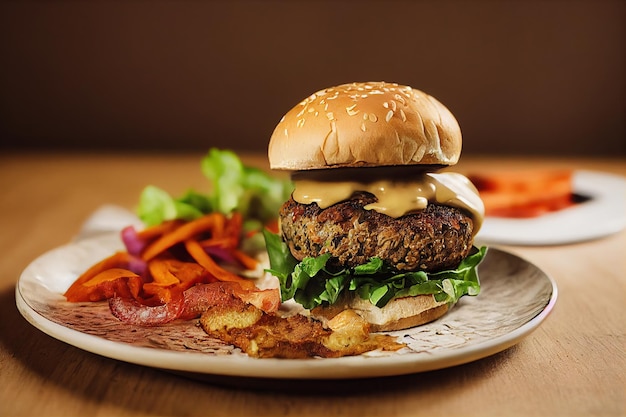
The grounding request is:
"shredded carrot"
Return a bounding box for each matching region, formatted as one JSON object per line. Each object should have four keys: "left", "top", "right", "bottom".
{"left": 142, "top": 283, "right": 178, "bottom": 304}
{"left": 223, "top": 212, "right": 243, "bottom": 245}
{"left": 264, "top": 218, "right": 279, "bottom": 234}
{"left": 162, "top": 259, "right": 215, "bottom": 286}
{"left": 211, "top": 211, "right": 227, "bottom": 239}
{"left": 65, "top": 211, "right": 261, "bottom": 307}
{"left": 83, "top": 268, "right": 141, "bottom": 287}
{"left": 197, "top": 236, "right": 239, "bottom": 249}
{"left": 148, "top": 258, "right": 183, "bottom": 287}
{"left": 127, "top": 275, "right": 143, "bottom": 300}
{"left": 184, "top": 239, "right": 255, "bottom": 290}
{"left": 141, "top": 213, "right": 220, "bottom": 260}
{"left": 64, "top": 252, "right": 132, "bottom": 301}
{"left": 65, "top": 272, "right": 142, "bottom": 302}
{"left": 231, "top": 249, "right": 259, "bottom": 270}
{"left": 65, "top": 252, "right": 131, "bottom": 288}
{"left": 137, "top": 219, "right": 183, "bottom": 241}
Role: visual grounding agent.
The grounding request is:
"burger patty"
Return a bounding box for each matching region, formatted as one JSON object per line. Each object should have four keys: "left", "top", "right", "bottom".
{"left": 279, "top": 193, "right": 475, "bottom": 272}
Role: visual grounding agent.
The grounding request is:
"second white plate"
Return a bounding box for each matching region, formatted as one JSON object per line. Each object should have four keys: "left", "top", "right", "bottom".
{"left": 476, "top": 170, "right": 626, "bottom": 246}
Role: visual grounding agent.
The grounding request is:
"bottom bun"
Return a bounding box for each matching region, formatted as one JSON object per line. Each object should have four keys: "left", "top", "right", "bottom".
{"left": 311, "top": 294, "right": 449, "bottom": 332}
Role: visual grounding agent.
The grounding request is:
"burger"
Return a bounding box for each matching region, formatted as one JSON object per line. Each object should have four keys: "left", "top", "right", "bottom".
{"left": 263, "top": 81, "right": 487, "bottom": 332}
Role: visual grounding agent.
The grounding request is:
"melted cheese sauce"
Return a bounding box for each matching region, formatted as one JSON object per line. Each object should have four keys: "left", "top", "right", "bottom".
{"left": 292, "top": 172, "right": 484, "bottom": 234}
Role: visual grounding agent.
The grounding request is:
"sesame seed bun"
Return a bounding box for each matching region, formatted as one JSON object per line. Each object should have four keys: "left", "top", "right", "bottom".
{"left": 268, "top": 81, "right": 462, "bottom": 170}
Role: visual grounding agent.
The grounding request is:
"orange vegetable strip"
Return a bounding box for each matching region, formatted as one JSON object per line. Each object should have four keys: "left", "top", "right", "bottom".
{"left": 141, "top": 213, "right": 220, "bottom": 261}
{"left": 64, "top": 251, "right": 131, "bottom": 297}
{"left": 197, "top": 236, "right": 238, "bottom": 249}
{"left": 136, "top": 219, "right": 183, "bottom": 241}
{"left": 155, "top": 258, "right": 209, "bottom": 283}
{"left": 231, "top": 249, "right": 259, "bottom": 270}
{"left": 141, "top": 283, "right": 175, "bottom": 304}
{"left": 65, "top": 269, "right": 141, "bottom": 302}
{"left": 148, "top": 258, "right": 182, "bottom": 287}
{"left": 175, "top": 264, "right": 215, "bottom": 284}
{"left": 83, "top": 268, "right": 141, "bottom": 287}
{"left": 470, "top": 169, "right": 574, "bottom": 217}
{"left": 486, "top": 195, "right": 575, "bottom": 218}
{"left": 211, "top": 211, "right": 226, "bottom": 239}
{"left": 70, "top": 280, "right": 133, "bottom": 302}
{"left": 184, "top": 239, "right": 255, "bottom": 290}
{"left": 137, "top": 220, "right": 183, "bottom": 240}
{"left": 264, "top": 218, "right": 279, "bottom": 234}
{"left": 127, "top": 275, "right": 144, "bottom": 300}
{"left": 224, "top": 212, "right": 243, "bottom": 245}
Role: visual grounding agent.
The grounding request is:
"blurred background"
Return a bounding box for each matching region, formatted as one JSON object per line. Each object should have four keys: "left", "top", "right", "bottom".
{"left": 1, "top": 0, "right": 624, "bottom": 157}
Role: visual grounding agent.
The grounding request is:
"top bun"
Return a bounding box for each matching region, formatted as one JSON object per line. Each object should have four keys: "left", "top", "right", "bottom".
{"left": 268, "top": 81, "right": 462, "bottom": 170}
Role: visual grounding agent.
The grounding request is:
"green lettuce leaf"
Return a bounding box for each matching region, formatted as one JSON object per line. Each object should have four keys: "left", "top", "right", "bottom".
{"left": 137, "top": 148, "right": 292, "bottom": 228}
{"left": 137, "top": 185, "right": 209, "bottom": 226}
{"left": 263, "top": 229, "right": 487, "bottom": 310}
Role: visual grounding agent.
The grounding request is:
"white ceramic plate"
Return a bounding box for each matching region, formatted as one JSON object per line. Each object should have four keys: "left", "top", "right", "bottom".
{"left": 16, "top": 232, "right": 556, "bottom": 379}
{"left": 475, "top": 170, "right": 625, "bottom": 246}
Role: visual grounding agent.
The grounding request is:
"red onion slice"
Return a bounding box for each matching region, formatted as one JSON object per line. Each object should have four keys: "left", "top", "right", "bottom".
{"left": 109, "top": 293, "right": 184, "bottom": 326}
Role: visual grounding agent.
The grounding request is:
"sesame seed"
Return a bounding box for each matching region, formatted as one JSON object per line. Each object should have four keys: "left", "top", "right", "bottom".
{"left": 383, "top": 102, "right": 389, "bottom": 108}
{"left": 361, "top": 122, "right": 367, "bottom": 132}
{"left": 369, "top": 113, "right": 378, "bottom": 122}
{"left": 394, "top": 94, "right": 406, "bottom": 105}
{"left": 390, "top": 100, "right": 397, "bottom": 111}
{"left": 326, "top": 112, "right": 334, "bottom": 120}
{"left": 297, "top": 119, "right": 305, "bottom": 128}
{"left": 400, "top": 109, "right": 407, "bottom": 122}
{"left": 385, "top": 110, "right": 394, "bottom": 122}
{"left": 346, "top": 104, "right": 359, "bottom": 116}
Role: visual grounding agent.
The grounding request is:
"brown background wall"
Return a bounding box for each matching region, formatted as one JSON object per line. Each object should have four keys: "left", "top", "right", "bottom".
{"left": 1, "top": 0, "right": 624, "bottom": 156}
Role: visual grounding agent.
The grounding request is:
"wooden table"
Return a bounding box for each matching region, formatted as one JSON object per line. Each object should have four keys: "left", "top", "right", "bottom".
{"left": 1, "top": 152, "right": 624, "bottom": 417}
